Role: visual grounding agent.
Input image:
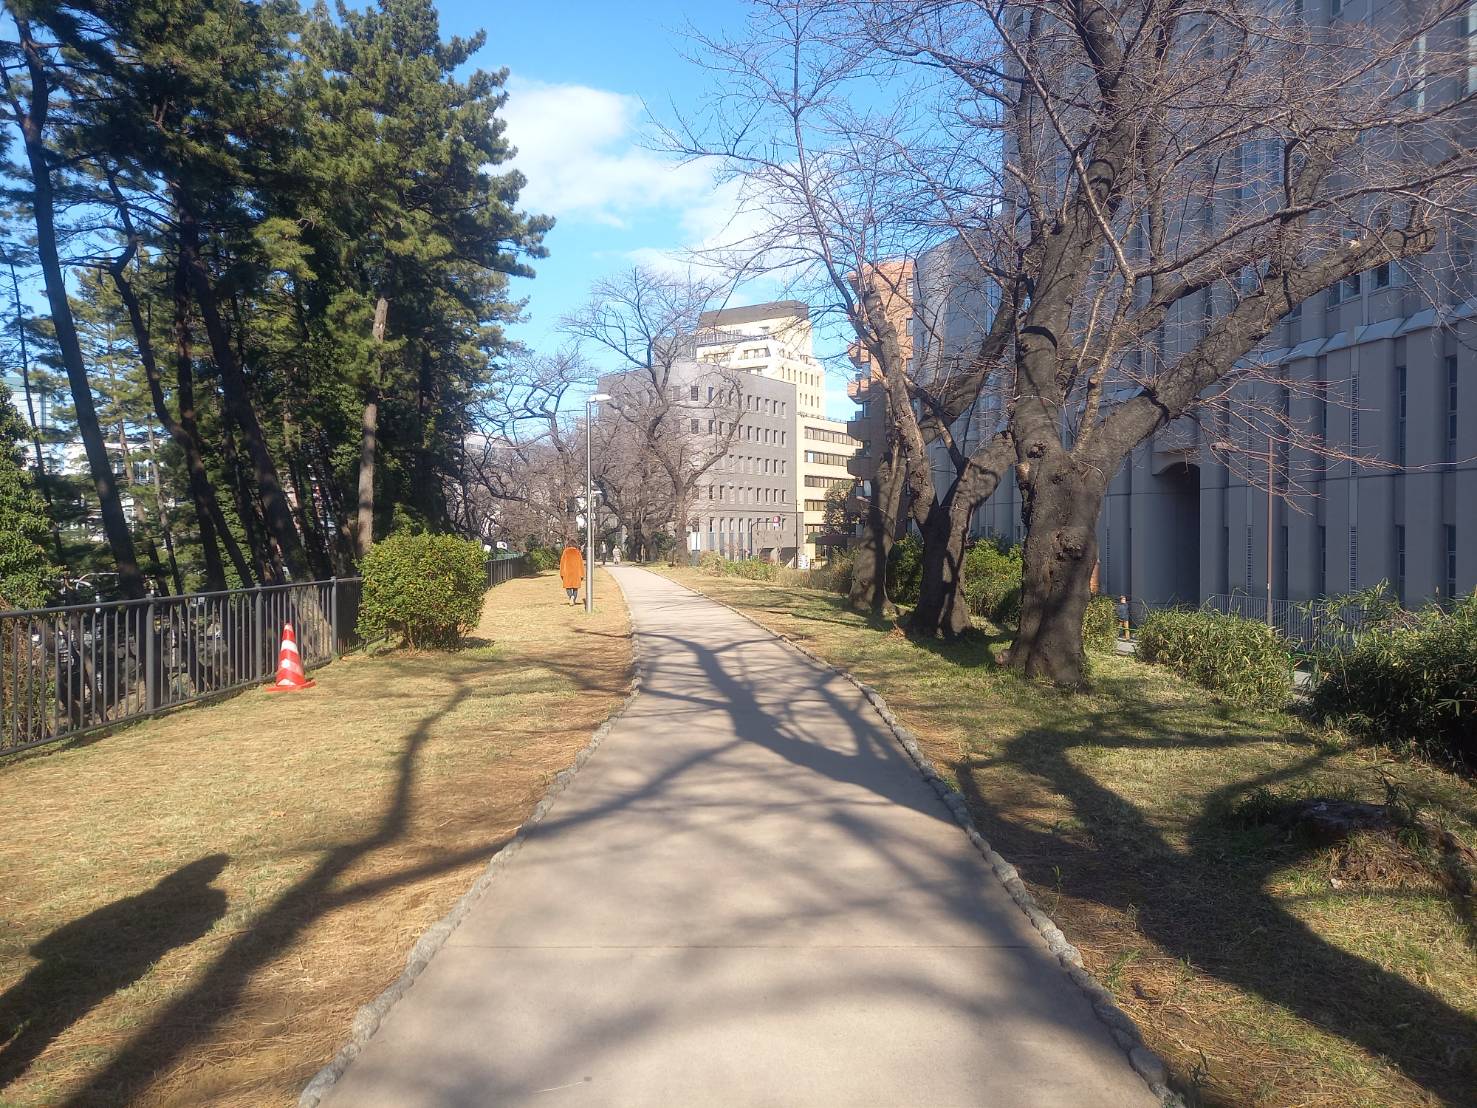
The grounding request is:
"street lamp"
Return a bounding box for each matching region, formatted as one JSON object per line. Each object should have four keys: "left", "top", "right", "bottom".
{"left": 585, "top": 393, "right": 612, "bottom": 613}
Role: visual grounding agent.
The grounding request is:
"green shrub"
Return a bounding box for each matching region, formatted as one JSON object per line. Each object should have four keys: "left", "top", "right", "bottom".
{"left": 1310, "top": 596, "right": 1476, "bottom": 768}
{"left": 698, "top": 551, "right": 726, "bottom": 575}
{"left": 810, "top": 552, "right": 853, "bottom": 595}
{"left": 729, "top": 557, "right": 778, "bottom": 582}
{"left": 1137, "top": 608, "right": 1293, "bottom": 708}
{"left": 887, "top": 534, "right": 923, "bottom": 606}
{"left": 962, "top": 540, "right": 1024, "bottom": 626}
{"left": 357, "top": 531, "right": 488, "bottom": 649}
{"left": 1083, "top": 595, "right": 1118, "bottom": 653}
{"left": 526, "top": 545, "right": 559, "bottom": 573}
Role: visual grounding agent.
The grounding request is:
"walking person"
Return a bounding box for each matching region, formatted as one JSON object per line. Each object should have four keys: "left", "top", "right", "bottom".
{"left": 1116, "top": 595, "right": 1132, "bottom": 641}
{"left": 559, "top": 543, "right": 585, "bottom": 606}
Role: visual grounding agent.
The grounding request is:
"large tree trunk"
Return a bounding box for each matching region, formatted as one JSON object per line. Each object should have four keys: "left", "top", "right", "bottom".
{"left": 1007, "top": 462, "right": 1106, "bottom": 685}
{"left": 356, "top": 297, "right": 387, "bottom": 560}
{"left": 909, "top": 443, "right": 1012, "bottom": 640}
{"left": 356, "top": 391, "right": 378, "bottom": 559}
{"left": 13, "top": 20, "right": 144, "bottom": 599}
{"left": 910, "top": 493, "right": 969, "bottom": 638}
{"left": 848, "top": 450, "right": 906, "bottom": 616}
{"left": 175, "top": 189, "right": 305, "bottom": 580}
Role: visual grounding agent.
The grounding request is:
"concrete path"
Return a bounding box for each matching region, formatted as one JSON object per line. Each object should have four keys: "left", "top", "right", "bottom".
{"left": 322, "top": 569, "right": 1156, "bottom": 1107}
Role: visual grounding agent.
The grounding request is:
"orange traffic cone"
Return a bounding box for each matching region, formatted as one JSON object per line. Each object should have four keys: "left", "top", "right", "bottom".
{"left": 264, "top": 622, "right": 316, "bottom": 692}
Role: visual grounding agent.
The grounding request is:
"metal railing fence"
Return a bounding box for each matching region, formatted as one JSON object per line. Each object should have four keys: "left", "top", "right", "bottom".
{"left": 487, "top": 554, "right": 532, "bottom": 588}
{"left": 1198, "top": 593, "right": 1385, "bottom": 653}
{"left": 1, "top": 578, "right": 361, "bottom": 757}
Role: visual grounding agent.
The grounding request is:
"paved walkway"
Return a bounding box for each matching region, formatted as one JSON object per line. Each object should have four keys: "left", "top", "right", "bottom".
{"left": 323, "top": 569, "right": 1155, "bottom": 1107}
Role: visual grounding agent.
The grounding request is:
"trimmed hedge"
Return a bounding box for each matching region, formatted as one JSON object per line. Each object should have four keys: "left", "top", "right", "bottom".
{"left": 357, "top": 531, "right": 488, "bottom": 649}
{"left": 1310, "top": 596, "right": 1476, "bottom": 767}
{"left": 1137, "top": 608, "right": 1293, "bottom": 708}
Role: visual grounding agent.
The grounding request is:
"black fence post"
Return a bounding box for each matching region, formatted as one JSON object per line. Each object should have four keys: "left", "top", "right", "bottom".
{"left": 143, "top": 599, "right": 158, "bottom": 712}
{"left": 330, "top": 577, "right": 340, "bottom": 659}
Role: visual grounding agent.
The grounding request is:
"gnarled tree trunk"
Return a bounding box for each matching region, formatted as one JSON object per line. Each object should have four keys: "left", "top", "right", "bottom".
{"left": 1007, "top": 458, "right": 1106, "bottom": 685}
{"left": 848, "top": 450, "right": 907, "bottom": 616}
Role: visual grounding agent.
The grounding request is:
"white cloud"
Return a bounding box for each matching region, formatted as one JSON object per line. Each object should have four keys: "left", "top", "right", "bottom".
{"left": 502, "top": 78, "right": 714, "bottom": 228}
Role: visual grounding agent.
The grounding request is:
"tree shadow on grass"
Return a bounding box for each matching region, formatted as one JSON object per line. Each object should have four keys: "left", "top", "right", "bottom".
{"left": 51, "top": 646, "right": 626, "bottom": 1107}
{"left": 0, "top": 854, "right": 229, "bottom": 1089}
{"left": 955, "top": 700, "right": 1477, "bottom": 1104}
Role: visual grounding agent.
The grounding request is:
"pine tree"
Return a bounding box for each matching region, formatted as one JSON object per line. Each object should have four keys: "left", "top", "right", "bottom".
{"left": 0, "top": 386, "right": 55, "bottom": 608}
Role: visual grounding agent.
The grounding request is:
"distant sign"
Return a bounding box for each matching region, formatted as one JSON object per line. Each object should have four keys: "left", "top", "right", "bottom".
{"left": 797, "top": 554, "right": 811, "bottom": 570}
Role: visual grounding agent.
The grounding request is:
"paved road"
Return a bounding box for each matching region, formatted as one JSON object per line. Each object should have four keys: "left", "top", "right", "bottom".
{"left": 322, "top": 568, "right": 1155, "bottom": 1107}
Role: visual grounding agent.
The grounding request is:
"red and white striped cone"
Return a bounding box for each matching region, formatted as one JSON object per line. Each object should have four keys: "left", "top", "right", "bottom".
{"left": 264, "top": 622, "right": 316, "bottom": 692}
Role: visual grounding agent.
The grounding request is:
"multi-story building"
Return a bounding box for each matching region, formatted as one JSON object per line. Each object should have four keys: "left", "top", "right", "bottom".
{"left": 597, "top": 353, "right": 804, "bottom": 561}
{"left": 918, "top": 4, "right": 1476, "bottom": 611}
{"left": 695, "top": 301, "right": 861, "bottom": 558}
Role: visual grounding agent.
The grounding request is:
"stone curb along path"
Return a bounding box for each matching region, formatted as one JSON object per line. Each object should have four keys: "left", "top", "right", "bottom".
{"left": 663, "top": 572, "right": 1183, "bottom": 1108}
{"left": 298, "top": 574, "right": 645, "bottom": 1108}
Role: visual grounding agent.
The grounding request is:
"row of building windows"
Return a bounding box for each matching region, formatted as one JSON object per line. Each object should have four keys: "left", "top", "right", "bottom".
{"left": 804, "top": 449, "right": 851, "bottom": 467}
{"left": 699, "top": 418, "right": 789, "bottom": 446}
{"left": 724, "top": 454, "right": 786, "bottom": 476}
{"left": 690, "top": 384, "right": 788, "bottom": 420}
{"left": 706, "top": 485, "right": 788, "bottom": 505}
{"left": 804, "top": 425, "right": 857, "bottom": 447}
{"left": 804, "top": 499, "right": 828, "bottom": 513}
{"left": 804, "top": 474, "right": 853, "bottom": 489}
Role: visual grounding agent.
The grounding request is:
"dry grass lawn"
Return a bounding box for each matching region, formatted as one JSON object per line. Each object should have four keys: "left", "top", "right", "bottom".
{"left": 0, "top": 570, "right": 630, "bottom": 1107}
{"left": 661, "top": 567, "right": 1477, "bottom": 1108}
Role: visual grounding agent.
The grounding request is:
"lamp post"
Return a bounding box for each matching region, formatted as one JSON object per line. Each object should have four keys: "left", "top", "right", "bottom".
{"left": 585, "top": 393, "right": 612, "bottom": 613}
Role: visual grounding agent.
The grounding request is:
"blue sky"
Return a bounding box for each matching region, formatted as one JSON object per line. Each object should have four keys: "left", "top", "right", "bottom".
{"left": 435, "top": 0, "right": 855, "bottom": 418}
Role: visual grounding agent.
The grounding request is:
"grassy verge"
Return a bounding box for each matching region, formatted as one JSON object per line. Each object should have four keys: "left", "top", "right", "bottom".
{"left": 0, "top": 570, "right": 630, "bottom": 1107}
{"left": 659, "top": 567, "right": 1477, "bottom": 1108}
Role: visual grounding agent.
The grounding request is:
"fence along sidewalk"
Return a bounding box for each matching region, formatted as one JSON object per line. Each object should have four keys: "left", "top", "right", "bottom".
{"left": 0, "top": 553, "right": 531, "bottom": 756}
{"left": 0, "top": 578, "right": 360, "bottom": 756}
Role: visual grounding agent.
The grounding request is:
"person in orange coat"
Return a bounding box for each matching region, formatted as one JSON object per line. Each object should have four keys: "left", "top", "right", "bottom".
{"left": 559, "top": 543, "right": 585, "bottom": 605}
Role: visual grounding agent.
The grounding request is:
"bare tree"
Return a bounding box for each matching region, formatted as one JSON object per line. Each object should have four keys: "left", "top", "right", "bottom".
{"left": 451, "top": 350, "right": 591, "bottom": 548}
{"left": 810, "top": 0, "right": 1477, "bottom": 682}
{"left": 672, "top": 2, "right": 1018, "bottom": 636}
{"left": 564, "top": 267, "right": 746, "bottom": 562}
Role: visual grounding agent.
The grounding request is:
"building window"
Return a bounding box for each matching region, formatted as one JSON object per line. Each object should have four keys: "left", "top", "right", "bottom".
{"left": 1373, "top": 262, "right": 1392, "bottom": 289}
{"left": 690, "top": 385, "right": 699, "bottom": 401}
{"left": 691, "top": 419, "right": 700, "bottom": 434}
{"left": 1447, "top": 356, "right": 1459, "bottom": 463}
{"left": 1395, "top": 525, "right": 1406, "bottom": 606}
{"left": 1396, "top": 365, "right": 1407, "bottom": 467}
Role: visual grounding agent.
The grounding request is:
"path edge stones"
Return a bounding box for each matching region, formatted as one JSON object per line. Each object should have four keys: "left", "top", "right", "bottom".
{"left": 297, "top": 573, "right": 644, "bottom": 1108}
{"left": 662, "top": 570, "right": 1183, "bottom": 1108}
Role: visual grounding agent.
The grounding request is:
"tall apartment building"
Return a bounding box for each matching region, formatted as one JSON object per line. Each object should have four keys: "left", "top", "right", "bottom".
{"left": 915, "top": 2, "right": 1476, "bottom": 610}
{"left": 697, "top": 301, "right": 861, "bottom": 557}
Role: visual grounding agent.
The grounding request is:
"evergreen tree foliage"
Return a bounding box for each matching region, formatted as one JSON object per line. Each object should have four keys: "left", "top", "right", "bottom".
{"left": 0, "top": 387, "right": 55, "bottom": 608}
